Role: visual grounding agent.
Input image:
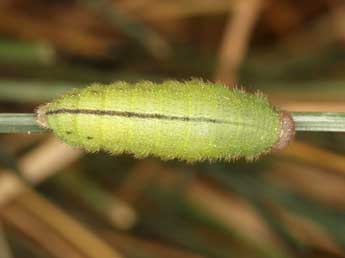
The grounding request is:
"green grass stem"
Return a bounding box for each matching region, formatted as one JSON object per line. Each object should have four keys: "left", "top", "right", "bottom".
{"left": 0, "top": 112, "right": 344, "bottom": 133}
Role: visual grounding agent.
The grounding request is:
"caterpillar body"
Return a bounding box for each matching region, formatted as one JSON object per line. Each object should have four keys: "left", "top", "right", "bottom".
{"left": 36, "top": 80, "right": 295, "bottom": 162}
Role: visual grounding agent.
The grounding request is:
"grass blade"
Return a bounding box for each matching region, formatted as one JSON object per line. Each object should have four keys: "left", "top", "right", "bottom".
{"left": 292, "top": 112, "right": 345, "bottom": 132}
{"left": 0, "top": 114, "right": 45, "bottom": 133}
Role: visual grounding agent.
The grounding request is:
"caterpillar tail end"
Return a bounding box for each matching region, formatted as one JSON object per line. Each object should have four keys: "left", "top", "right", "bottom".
{"left": 272, "top": 111, "right": 295, "bottom": 151}
{"left": 36, "top": 104, "right": 49, "bottom": 128}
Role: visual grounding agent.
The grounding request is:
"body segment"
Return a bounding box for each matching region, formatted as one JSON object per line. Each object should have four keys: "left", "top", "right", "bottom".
{"left": 37, "top": 80, "right": 293, "bottom": 161}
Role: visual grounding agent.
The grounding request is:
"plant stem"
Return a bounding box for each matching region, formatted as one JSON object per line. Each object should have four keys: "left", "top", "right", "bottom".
{"left": 81, "top": 0, "right": 170, "bottom": 59}
{"left": 291, "top": 112, "right": 345, "bottom": 132}
{"left": 0, "top": 114, "right": 45, "bottom": 133}
{"left": 0, "top": 112, "right": 344, "bottom": 133}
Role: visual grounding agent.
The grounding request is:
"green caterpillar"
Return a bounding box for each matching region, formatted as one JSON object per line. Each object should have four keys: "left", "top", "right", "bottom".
{"left": 36, "top": 80, "right": 295, "bottom": 162}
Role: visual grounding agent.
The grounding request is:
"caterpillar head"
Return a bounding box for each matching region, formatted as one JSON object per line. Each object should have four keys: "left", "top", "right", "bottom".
{"left": 36, "top": 104, "right": 49, "bottom": 128}
{"left": 272, "top": 111, "right": 295, "bottom": 151}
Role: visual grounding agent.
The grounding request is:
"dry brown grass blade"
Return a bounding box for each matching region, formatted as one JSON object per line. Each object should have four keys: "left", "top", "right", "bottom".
{"left": 17, "top": 185, "right": 124, "bottom": 258}
{"left": 269, "top": 161, "right": 345, "bottom": 208}
{"left": 280, "top": 141, "right": 345, "bottom": 176}
{"left": 261, "top": 1, "right": 302, "bottom": 37}
{"left": 18, "top": 137, "right": 83, "bottom": 184}
{"left": 274, "top": 206, "right": 343, "bottom": 256}
{"left": 0, "top": 134, "right": 44, "bottom": 154}
{"left": 277, "top": 3, "right": 345, "bottom": 54}
{"left": 0, "top": 135, "right": 138, "bottom": 232}
{"left": 0, "top": 135, "right": 126, "bottom": 257}
{"left": 125, "top": 162, "right": 345, "bottom": 256}
{"left": 269, "top": 141, "right": 345, "bottom": 254}
{"left": 0, "top": 222, "right": 13, "bottom": 258}
{"left": 0, "top": 4, "right": 119, "bottom": 58}
{"left": 57, "top": 171, "right": 137, "bottom": 230}
{"left": 0, "top": 173, "right": 24, "bottom": 208}
{"left": 333, "top": 4, "right": 345, "bottom": 41}
{"left": 186, "top": 179, "right": 281, "bottom": 246}
{"left": 118, "top": 0, "right": 235, "bottom": 21}
{"left": 2, "top": 202, "right": 87, "bottom": 258}
{"left": 103, "top": 231, "right": 205, "bottom": 258}
{"left": 265, "top": 159, "right": 345, "bottom": 254}
{"left": 117, "top": 160, "right": 160, "bottom": 203}
{"left": 1, "top": 177, "right": 124, "bottom": 258}
{"left": 215, "top": 0, "right": 263, "bottom": 86}
{"left": 117, "top": 161, "right": 284, "bottom": 252}
{"left": 0, "top": 137, "right": 82, "bottom": 206}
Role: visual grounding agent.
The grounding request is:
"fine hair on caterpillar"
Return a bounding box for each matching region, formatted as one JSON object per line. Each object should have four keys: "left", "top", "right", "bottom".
{"left": 36, "top": 80, "right": 295, "bottom": 162}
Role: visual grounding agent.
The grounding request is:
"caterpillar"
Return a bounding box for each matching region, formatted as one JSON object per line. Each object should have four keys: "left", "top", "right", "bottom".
{"left": 36, "top": 80, "right": 295, "bottom": 162}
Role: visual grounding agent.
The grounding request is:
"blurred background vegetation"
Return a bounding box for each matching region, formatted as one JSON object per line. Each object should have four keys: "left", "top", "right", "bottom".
{"left": 0, "top": 0, "right": 345, "bottom": 257}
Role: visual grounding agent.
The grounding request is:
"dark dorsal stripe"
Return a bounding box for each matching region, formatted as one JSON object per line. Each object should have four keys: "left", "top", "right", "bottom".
{"left": 46, "top": 108, "right": 247, "bottom": 125}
